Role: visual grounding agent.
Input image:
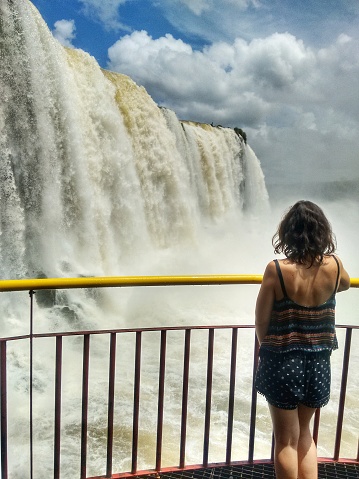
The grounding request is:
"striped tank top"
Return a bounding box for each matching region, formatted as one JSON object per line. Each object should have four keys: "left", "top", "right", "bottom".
{"left": 260, "top": 256, "right": 340, "bottom": 356}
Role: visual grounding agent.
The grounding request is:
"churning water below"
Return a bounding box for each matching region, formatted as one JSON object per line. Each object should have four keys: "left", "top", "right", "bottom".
{"left": 3, "top": 199, "right": 359, "bottom": 478}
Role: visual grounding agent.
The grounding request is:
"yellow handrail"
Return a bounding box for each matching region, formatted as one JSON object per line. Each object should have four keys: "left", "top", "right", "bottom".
{"left": 0, "top": 275, "right": 358, "bottom": 292}
{"left": 0, "top": 275, "right": 262, "bottom": 292}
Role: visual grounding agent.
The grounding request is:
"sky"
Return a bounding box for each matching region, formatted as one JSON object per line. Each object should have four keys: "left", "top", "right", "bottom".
{"left": 30, "top": 0, "right": 359, "bottom": 191}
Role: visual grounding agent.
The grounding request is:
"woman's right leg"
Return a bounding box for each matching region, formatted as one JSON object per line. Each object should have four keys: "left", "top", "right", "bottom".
{"left": 269, "top": 403, "right": 318, "bottom": 479}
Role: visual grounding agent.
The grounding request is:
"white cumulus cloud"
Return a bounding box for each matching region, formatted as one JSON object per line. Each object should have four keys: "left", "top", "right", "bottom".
{"left": 78, "top": 0, "right": 131, "bottom": 31}
{"left": 52, "top": 20, "right": 76, "bottom": 48}
{"left": 107, "top": 29, "right": 359, "bottom": 184}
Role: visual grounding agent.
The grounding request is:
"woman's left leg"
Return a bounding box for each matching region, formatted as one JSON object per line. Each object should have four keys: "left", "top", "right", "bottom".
{"left": 269, "top": 404, "right": 300, "bottom": 479}
{"left": 297, "top": 404, "right": 318, "bottom": 479}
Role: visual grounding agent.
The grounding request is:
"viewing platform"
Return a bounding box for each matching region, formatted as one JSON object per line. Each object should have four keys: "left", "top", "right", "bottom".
{"left": 0, "top": 275, "right": 358, "bottom": 479}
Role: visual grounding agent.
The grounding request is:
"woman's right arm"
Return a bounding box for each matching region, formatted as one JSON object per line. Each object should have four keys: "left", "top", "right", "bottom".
{"left": 336, "top": 256, "right": 350, "bottom": 292}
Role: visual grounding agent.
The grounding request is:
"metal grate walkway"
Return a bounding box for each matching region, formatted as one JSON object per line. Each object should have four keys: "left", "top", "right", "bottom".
{"left": 152, "top": 462, "right": 359, "bottom": 479}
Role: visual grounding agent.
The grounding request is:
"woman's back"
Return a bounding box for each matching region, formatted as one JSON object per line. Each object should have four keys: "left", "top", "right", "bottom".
{"left": 274, "top": 255, "right": 339, "bottom": 307}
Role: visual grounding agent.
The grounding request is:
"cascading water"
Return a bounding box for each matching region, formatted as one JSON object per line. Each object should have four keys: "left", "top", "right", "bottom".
{"left": 0, "top": 0, "right": 268, "bottom": 288}
{"left": 0, "top": 1, "right": 357, "bottom": 478}
{"left": 0, "top": 1, "right": 270, "bottom": 476}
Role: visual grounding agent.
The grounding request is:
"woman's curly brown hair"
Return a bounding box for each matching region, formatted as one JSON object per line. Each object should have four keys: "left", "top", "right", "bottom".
{"left": 272, "top": 200, "right": 336, "bottom": 265}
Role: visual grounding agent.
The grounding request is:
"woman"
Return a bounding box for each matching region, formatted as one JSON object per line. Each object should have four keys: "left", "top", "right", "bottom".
{"left": 255, "top": 200, "right": 350, "bottom": 479}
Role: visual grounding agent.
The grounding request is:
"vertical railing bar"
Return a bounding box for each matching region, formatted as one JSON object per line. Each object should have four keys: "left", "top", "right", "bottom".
{"left": 0, "top": 341, "right": 8, "bottom": 479}
{"left": 54, "top": 336, "right": 63, "bottom": 479}
{"left": 334, "top": 327, "right": 352, "bottom": 461}
{"left": 80, "top": 334, "right": 90, "bottom": 479}
{"left": 248, "top": 335, "right": 259, "bottom": 463}
{"left": 131, "top": 331, "right": 142, "bottom": 475}
{"left": 313, "top": 408, "right": 321, "bottom": 446}
{"left": 106, "top": 333, "right": 117, "bottom": 478}
{"left": 226, "top": 328, "right": 238, "bottom": 465}
{"left": 156, "top": 330, "right": 167, "bottom": 472}
{"left": 179, "top": 329, "right": 191, "bottom": 469}
{"left": 203, "top": 328, "right": 214, "bottom": 468}
{"left": 29, "top": 291, "right": 35, "bottom": 479}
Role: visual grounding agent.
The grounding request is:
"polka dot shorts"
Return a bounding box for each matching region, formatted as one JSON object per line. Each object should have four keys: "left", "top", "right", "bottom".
{"left": 255, "top": 352, "right": 331, "bottom": 410}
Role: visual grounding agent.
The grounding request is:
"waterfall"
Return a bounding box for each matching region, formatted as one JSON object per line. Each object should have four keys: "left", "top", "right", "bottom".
{"left": 0, "top": 0, "right": 269, "bottom": 284}
{"left": 0, "top": 3, "right": 271, "bottom": 470}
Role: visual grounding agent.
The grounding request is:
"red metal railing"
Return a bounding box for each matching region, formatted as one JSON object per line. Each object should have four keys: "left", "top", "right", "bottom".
{"left": 1, "top": 325, "right": 358, "bottom": 479}
{"left": 0, "top": 279, "right": 358, "bottom": 479}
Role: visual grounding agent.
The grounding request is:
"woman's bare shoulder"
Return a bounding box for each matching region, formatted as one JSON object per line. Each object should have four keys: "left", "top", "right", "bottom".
{"left": 330, "top": 254, "right": 350, "bottom": 291}
{"left": 263, "top": 260, "right": 277, "bottom": 276}
{"left": 260, "top": 261, "right": 278, "bottom": 287}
